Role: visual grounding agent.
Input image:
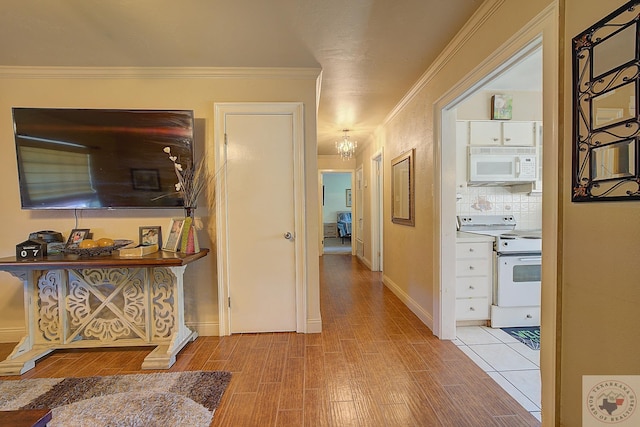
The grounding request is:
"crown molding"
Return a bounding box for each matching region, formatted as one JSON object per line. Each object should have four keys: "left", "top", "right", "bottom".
{"left": 0, "top": 66, "right": 321, "bottom": 80}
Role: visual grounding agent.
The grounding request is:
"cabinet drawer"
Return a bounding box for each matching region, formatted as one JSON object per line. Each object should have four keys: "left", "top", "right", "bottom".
{"left": 456, "top": 277, "right": 491, "bottom": 298}
{"left": 456, "top": 260, "right": 490, "bottom": 277}
{"left": 456, "top": 298, "right": 490, "bottom": 320}
{"left": 456, "top": 242, "right": 491, "bottom": 259}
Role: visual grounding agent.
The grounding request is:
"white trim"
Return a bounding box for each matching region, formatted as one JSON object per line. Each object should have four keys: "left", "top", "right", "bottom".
{"left": 0, "top": 66, "right": 320, "bottom": 80}
{"left": 0, "top": 327, "right": 26, "bottom": 343}
{"left": 370, "top": 149, "right": 384, "bottom": 272}
{"left": 306, "top": 318, "right": 323, "bottom": 334}
{"left": 214, "top": 102, "right": 307, "bottom": 335}
{"left": 186, "top": 322, "right": 220, "bottom": 337}
{"left": 382, "top": 274, "right": 433, "bottom": 330}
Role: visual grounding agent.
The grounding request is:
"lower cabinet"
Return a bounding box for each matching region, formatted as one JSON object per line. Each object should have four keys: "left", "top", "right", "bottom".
{"left": 456, "top": 240, "right": 493, "bottom": 321}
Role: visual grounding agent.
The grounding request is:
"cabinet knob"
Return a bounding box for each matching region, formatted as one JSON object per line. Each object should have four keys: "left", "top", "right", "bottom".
{"left": 505, "top": 138, "right": 511, "bottom": 141}
{"left": 468, "top": 285, "right": 475, "bottom": 290}
{"left": 469, "top": 266, "right": 474, "bottom": 270}
{"left": 469, "top": 307, "right": 475, "bottom": 311}
{"left": 526, "top": 314, "right": 532, "bottom": 318}
{"left": 492, "top": 138, "right": 499, "bottom": 141}
{"left": 468, "top": 248, "right": 474, "bottom": 252}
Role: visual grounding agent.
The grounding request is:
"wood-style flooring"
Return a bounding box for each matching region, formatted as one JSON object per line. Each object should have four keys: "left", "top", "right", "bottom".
{"left": 0, "top": 254, "right": 541, "bottom": 426}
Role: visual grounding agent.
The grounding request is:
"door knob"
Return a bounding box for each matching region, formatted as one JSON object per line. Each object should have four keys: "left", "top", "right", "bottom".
{"left": 284, "top": 232, "right": 293, "bottom": 240}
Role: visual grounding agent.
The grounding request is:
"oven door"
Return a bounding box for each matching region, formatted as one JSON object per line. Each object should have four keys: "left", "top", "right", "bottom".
{"left": 496, "top": 253, "right": 542, "bottom": 306}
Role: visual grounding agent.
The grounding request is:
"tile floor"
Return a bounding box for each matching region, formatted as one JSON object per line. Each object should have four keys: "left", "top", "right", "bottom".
{"left": 454, "top": 325, "right": 542, "bottom": 422}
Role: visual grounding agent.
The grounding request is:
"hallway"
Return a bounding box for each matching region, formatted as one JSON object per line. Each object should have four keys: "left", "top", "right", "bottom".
{"left": 0, "top": 254, "right": 540, "bottom": 426}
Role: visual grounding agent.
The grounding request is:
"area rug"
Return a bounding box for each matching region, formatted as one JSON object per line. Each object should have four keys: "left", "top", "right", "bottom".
{"left": 501, "top": 326, "right": 541, "bottom": 350}
{"left": 0, "top": 370, "right": 231, "bottom": 426}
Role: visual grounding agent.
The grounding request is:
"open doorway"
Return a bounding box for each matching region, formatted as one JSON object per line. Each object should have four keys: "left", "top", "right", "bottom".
{"left": 320, "top": 171, "right": 353, "bottom": 255}
{"left": 439, "top": 39, "right": 545, "bottom": 418}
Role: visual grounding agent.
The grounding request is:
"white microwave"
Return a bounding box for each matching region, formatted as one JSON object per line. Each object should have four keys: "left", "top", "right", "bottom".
{"left": 468, "top": 146, "right": 537, "bottom": 183}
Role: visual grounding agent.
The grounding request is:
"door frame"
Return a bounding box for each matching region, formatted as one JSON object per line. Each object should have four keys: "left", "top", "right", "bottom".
{"left": 318, "top": 170, "right": 355, "bottom": 255}
{"left": 214, "top": 102, "right": 307, "bottom": 336}
{"left": 371, "top": 150, "right": 384, "bottom": 272}
{"left": 434, "top": 4, "right": 558, "bottom": 421}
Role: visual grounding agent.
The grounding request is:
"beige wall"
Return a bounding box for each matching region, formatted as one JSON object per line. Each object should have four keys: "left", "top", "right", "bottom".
{"left": 562, "top": 1, "right": 640, "bottom": 425}
{"left": 0, "top": 69, "right": 320, "bottom": 338}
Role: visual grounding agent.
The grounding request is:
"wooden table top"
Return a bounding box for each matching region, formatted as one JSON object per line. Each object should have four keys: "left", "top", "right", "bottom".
{"left": 0, "top": 249, "right": 209, "bottom": 271}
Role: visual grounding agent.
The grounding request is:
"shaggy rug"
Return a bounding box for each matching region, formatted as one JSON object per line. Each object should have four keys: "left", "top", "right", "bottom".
{"left": 0, "top": 371, "right": 232, "bottom": 427}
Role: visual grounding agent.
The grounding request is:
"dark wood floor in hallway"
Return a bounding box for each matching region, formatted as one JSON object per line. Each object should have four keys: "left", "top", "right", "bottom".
{"left": 0, "top": 254, "right": 540, "bottom": 426}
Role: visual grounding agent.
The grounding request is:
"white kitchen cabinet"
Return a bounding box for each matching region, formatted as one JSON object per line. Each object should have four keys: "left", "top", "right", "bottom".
{"left": 455, "top": 240, "right": 493, "bottom": 321}
{"left": 469, "top": 121, "right": 501, "bottom": 145}
{"left": 469, "top": 120, "right": 536, "bottom": 146}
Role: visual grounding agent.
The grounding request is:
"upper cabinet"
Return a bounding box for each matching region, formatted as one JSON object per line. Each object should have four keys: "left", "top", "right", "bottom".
{"left": 469, "top": 120, "right": 535, "bottom": 146}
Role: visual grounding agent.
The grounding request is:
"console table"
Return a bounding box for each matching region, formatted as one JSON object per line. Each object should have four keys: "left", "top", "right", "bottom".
{"left": 0, "top": 249, "right": 208, "bottom": 376}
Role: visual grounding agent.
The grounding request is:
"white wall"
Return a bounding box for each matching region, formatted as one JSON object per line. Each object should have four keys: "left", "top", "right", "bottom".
{"left": 322, "top": 173, "right": 351, "bottom": 222}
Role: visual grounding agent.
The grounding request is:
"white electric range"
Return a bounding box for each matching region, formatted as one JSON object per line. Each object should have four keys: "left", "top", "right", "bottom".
{"left": 457, "top": 215, "right": 541, "bottom": 327}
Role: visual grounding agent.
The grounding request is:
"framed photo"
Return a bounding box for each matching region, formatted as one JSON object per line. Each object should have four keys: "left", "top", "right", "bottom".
{"left": 345, "top": 188, "right": 352, "bottom": 207}
{"left": 491, "top": 94, "right": 513, "bottom": 120}
{"left": 139, "top": 226, "right": 162, "bottom": 247}
{"left": 164, "top": 218, "right": 185, "bottom": 252}
{"left": 131, "top": 168, "right": 161, "bottom": 191}
{"left": 66, "top": 229, "right": 90, "bottom": 246}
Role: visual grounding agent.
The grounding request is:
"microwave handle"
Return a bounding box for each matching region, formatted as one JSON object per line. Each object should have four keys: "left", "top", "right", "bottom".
{"left": 515, "top": 157, "right": 521, "bottom": 177}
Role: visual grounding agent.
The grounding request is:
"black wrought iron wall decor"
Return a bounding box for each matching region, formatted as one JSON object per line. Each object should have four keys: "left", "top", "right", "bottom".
{"left": 572, "top": 0, "right": 640, "bottom": 201}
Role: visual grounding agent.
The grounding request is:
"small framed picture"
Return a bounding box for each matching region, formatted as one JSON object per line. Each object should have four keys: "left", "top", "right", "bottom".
{"left": 67, "top": 229, "right": 90, "bottom": 246}
{"left": 139, "top": 226, "right": 162, "bottom": 247}
{"left": 491, "top": 94, "right": 513, "bottom": 120}
{"left": 345, "top": 188, "right": 352, "bottom": 207}
{"left": 164, "top": 218, "right": 185, "bottom": 252}
{"left": 131, "top": 168, "right": 161, "bottom": 191}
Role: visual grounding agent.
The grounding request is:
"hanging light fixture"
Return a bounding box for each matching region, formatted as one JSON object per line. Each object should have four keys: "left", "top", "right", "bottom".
{"left": 335, "top": 129, "right": 357, "bottom": 160}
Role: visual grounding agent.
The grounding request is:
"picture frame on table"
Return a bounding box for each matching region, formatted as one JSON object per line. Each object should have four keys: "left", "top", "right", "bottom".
{"left": 66, "top": 229, "right": 90, "bottom": 246}
{"left": 139, "top": 226, "right": 162, "bottom": 247}
{"left": 163, "top": 218, "right": 185, "bottom": 252}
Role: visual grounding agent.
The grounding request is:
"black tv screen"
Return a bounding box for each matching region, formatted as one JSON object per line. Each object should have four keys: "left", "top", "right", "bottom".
{"left": 13, "top": 108, "right": 195, "bottom": 209}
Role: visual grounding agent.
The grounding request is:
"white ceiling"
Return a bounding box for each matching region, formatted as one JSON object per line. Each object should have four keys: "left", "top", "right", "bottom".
{"left": 0, "top": 0, "right": 484, "bottom": 154}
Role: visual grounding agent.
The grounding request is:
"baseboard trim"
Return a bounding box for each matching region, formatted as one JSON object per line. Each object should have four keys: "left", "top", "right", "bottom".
{"left": 0, "top": 327, "right": 26, "bottom": 343}
{"left": 382, "top": 274, "right": 434, "bottom": 330}
{"left": 357, "top": 255, "right": 373, "bottom": 270}
{"left": 184, "top": 322, "right": 221, "bottom": 337}
{"left": 306, "top": 318, "right": 322, "bottom": 334}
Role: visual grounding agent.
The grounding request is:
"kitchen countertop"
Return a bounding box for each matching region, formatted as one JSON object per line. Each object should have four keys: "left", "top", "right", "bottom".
{"left": 456, "top": 231, "right": 496, "bottom": 243}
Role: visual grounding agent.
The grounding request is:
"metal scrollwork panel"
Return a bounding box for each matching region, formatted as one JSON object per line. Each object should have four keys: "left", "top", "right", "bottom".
{"left": 572, "top": 1, "right": 640, "bottom": 201}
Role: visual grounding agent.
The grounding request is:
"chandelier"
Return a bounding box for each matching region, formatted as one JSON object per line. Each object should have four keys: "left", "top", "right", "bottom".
{"left": 335, "top": 129, "right": 357, "bottom": 160}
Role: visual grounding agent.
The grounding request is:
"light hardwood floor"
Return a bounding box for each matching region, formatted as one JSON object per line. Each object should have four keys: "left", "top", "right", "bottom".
{"left": 0, "top": 254, "right": 540, "bottom": 426}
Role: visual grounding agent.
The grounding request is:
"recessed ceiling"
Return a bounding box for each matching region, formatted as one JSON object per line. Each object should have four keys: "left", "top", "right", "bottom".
{"left": 0, "top": 0, "right": 483, "bottom": 155}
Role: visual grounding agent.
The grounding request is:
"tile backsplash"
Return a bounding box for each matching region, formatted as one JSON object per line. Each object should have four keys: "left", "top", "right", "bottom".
{"left": 456, "top": 186, "right": 542, "bottom": 230}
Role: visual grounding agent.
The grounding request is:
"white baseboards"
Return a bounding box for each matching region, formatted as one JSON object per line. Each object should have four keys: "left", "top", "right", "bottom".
{"left": 0, "top": 327, "right": 25, "bottom": 343}
{"left": 382, "top": 274, "right": 434, "bottom": 330}
{"left": 306, "top": 318, "right": 322, "bottom": 334}
{"left": 186, "top": 321, "right": 220, "bottom": 336}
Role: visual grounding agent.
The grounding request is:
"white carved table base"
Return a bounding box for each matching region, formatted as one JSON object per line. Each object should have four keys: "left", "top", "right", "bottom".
{"left": 0, "top": 265, "right": 197, "bottom": 376}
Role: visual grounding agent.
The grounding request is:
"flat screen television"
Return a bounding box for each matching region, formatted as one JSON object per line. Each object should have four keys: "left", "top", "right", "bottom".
{"left": 13, "top": 108, "right": 195, "bottom": 209}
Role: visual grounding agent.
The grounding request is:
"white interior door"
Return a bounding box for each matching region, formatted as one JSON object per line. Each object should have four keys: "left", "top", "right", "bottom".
{"left": 220, "top": 110, "right": 299, "bottom": 333}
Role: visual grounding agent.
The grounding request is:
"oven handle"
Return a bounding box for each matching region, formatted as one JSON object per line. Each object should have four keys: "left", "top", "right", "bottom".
{"left": 516, "top": 257, "right": 542, "bottom": 262}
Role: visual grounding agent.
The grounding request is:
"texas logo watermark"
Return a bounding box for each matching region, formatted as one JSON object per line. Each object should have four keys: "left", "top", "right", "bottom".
{"left": 583, "top": 376, "right": 639, "bottom": 426}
